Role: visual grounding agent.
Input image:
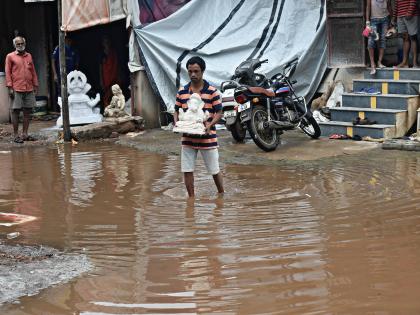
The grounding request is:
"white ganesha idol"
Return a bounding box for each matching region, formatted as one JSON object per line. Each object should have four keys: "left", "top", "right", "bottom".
{"left": 173, "top": 93, "right": 209, "bottom": 135}
{"left": 56, "top": 70, "right": 103, "bottom": 127}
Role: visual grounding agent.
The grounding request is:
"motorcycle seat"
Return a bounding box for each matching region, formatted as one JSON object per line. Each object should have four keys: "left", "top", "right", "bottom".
{"left": 248, "top": 86, "right": 275, "bottom": 97}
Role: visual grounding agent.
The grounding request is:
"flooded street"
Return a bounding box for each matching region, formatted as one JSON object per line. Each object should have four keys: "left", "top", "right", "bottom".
{"left": 0, "top": 143, "right": 419, "bottom": 314}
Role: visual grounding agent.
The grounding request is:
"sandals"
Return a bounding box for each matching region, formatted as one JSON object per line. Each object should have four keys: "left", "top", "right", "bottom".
{"left": 354, "top": 87, "right": 381, "bottom": 95}
{"left": 13, "top": 136, "right": 24, "bottom": 144}
{"left": 22, "top": 135, "right": 37, "bottom": 141}
{"left": 329, "top": 134, "right": 351, "bottom": 140}
{"left": 329, "top": 134, "right": 362, "bottom": 141}
{"left": 352, "top": 117, "right": 361, "bottom": 125}
{"left": 359, "top": 118, "right": 377, "bottom": 125}
{"left": 13, "top": 135, "right": 37, "bottom": 143}
{"left": 353, "top": 116, "right": 377, "bottom": 125}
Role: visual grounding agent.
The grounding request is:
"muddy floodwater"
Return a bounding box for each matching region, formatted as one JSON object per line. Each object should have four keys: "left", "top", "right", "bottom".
{"left": 0, "top": 143, "right": 419, "bottom": 314}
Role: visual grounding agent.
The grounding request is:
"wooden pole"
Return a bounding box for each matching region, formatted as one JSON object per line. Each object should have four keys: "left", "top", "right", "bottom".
{"left": 57, "top": 0, "right": 71, "bottom": 141}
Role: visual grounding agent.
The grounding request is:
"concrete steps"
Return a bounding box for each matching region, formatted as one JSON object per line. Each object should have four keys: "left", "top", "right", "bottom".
{"left": 319, "top": 121, "right": 396, "bottom": 139}
{"left": 342, "top": 93, "right": 418, "bottom": 110}
{"left": 364, "top": 68, "right": 420, "bottom": 81}
{"left": 320, "top": 68, "right": 420, "bottom": 139}
{"left": 330, "top": 107, "right": 406, "bottom": 125}
{"left": 353, "top": 79, "right": 420, "bottom": 95}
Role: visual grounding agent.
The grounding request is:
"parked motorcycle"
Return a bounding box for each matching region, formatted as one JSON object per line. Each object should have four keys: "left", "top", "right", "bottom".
{"left": 233, "top": 58, "right": 320, "bottom": 152}
{"left": 221, "top": 59, "right": 269, "bottom": 142}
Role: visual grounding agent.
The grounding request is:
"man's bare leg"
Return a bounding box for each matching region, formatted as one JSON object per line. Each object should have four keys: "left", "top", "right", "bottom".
{"left": 22, "top": 108, "right": 31, "bottom": 138}
{"left": 378, "top": 48, "right": 385, "bottom": 67}
{"left": 184, "top": 172, "right": 195, "bottom": 197}
{"left": 11, "top": 109, "right": 20, "bottom": 137}
{"left": 397, "top": 33, "right": 410, "bottom": 67}
{"left": 411, "top": 35, "right": 418, "bottom": 67}
{"left": 212, "top": 173, "right": 224, "bottom": 194}
{"left": 368, "top": 47, "right": 376, "bottom": 74}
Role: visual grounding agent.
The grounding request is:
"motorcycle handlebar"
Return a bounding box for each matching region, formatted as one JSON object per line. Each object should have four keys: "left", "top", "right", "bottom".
{"left": 285, "top": 57, "right": 299, "bottom": 68}
{"left": 254, "top": 59, "right": 269, "bottom": 71}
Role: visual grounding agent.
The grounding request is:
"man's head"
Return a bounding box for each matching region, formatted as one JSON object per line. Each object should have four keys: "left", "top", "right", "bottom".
{"left": 186, "top": 56, "right": 206, "bottom": 84}
{"left": 13, "top": 36, "right": 26, "bottom": 54}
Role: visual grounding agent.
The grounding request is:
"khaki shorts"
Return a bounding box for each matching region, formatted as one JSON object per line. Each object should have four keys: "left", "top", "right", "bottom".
{"left": 181, "top": 147, "right": 220, "bottom": 175}
{"left": 397, "top": 16, "right": 418, "bottom": 36}
{"left": 12, "top": 91, "right": 36, "bottom": 110}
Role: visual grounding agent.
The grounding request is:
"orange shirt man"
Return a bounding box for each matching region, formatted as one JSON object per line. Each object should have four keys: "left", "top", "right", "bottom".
{"left": 5, "top": 36, "right": 38, "bottom": 143}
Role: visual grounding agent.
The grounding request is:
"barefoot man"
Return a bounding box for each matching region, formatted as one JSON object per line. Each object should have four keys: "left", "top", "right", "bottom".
{"left": 174, "top": 56, "right": 224, "bottom": 198}
{"left": 393, "top": 0, "right": 419, "bottom": 68}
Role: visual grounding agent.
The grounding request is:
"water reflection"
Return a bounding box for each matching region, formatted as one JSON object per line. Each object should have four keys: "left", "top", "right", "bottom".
{"left": 58, "top": 149, "right": 103, "bottom": 207}
{"left": 0, "top": 145, "right": 419, "bottom": 314}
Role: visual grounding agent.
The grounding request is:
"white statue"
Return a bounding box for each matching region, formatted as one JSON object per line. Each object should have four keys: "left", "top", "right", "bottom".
{"left": 56, "top": 70, "right": 103, "bottom": 127}
{"left": 173, "top": 93, "right": 209, "bottom": 135}
{"left": 104, "top": 84, "right": 128, "bottom": 118}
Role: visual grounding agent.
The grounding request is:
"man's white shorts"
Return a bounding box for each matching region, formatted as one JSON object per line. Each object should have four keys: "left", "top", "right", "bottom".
{"left": 181, "top": 147, "right": 220, "bottom": 175}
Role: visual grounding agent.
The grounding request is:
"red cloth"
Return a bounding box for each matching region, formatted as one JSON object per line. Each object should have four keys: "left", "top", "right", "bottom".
{"left": 102, "top": 49, "right": 119, "bottom": 89}
{"left": 5, "top": 52, "right": 39, "bottom": 92}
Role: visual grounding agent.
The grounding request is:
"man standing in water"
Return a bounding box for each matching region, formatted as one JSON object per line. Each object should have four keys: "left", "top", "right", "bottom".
{"left": 174, "top": 56, "right": 224, "bottom": 197}
{"left": 5, "top": 36, "right": 38, "bottom": 143}
{"left": 393, "top": 0, "right": 419, "bottom": 68}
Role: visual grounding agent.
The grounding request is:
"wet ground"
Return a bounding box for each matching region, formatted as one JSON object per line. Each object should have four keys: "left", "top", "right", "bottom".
{"left": 0, "top": 137, "right": 418, "bottom": 314}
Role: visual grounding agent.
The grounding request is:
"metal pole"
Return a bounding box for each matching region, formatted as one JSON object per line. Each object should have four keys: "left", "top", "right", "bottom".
{"left": 57, "top": 0, "right": 71, "bottom": 141}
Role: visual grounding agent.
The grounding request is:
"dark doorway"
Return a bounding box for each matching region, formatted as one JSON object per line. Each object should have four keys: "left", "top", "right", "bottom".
{"left": 326, "top": 0, "right": 366, "bottom": 68}
{"left": 52, "top": 19, "right": 130, "bottom": 111}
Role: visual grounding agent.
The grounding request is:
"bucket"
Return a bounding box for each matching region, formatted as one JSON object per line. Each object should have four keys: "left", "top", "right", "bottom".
{"left": 33, "top": 96, "right": 48, "bottom": 116}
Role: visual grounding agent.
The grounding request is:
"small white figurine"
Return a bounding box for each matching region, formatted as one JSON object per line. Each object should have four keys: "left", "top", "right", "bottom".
{"left": 104, "top": 84, "right": 128, "bottom": 118}
{"left": 56, "top": 70, "right": 103, "bottom": 126}
{"left": 173, "top": 93, "right": 209, "bottom": 135}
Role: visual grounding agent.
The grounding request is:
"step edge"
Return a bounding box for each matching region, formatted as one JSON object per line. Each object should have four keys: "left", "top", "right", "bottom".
{"left": 364, "top": 68, "right": 420, "bottom": 71}
{"left": 329, "top": 107, "right": 407, "bottom": 113}
{"left": 354, "top": 79, "right": 420, "bottom": 83}
{"left": 319, "top": 121, "right": 395, "bottom": 129}
{"left": 342, "top": 93, "right": 418, "bottom": 98}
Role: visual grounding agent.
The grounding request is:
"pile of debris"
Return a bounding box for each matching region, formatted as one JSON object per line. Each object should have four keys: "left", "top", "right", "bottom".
{"left": 383, "top": 132, "right": 420, "bottom": 151}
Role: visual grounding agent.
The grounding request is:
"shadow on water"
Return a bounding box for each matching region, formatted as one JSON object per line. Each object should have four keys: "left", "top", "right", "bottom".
{"left": 0, "top": 144, "right": 419, "bottom": 314}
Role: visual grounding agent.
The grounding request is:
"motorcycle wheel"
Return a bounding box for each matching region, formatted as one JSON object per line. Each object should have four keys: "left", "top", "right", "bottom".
{"left": 247, "top": 105, "right": 279, "bottom": 152}
{"left": 299, "top": 115, "right": 321, "bottom": 139}
{"left": 230, "top": 119, "right": 246, "bottom": 142}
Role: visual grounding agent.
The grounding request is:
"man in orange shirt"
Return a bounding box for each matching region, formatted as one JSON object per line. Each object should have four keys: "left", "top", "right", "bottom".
{"left": 5, "top": 36, "right": 38, "bottom": 143}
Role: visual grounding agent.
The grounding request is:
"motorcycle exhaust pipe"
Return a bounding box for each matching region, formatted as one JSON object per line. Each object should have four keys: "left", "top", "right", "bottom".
{"left": 263, "top": 120, "right": 294, "bottom": 130}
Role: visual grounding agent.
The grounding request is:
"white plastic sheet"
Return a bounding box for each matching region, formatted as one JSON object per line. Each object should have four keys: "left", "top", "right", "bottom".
{"left": 134, "top": 0, "right": 327, "bottom": 112}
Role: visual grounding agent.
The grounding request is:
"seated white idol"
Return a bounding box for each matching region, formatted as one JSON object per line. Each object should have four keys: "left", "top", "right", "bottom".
{"left": 173, "top": 93, "right": 209, "bottom": 135}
